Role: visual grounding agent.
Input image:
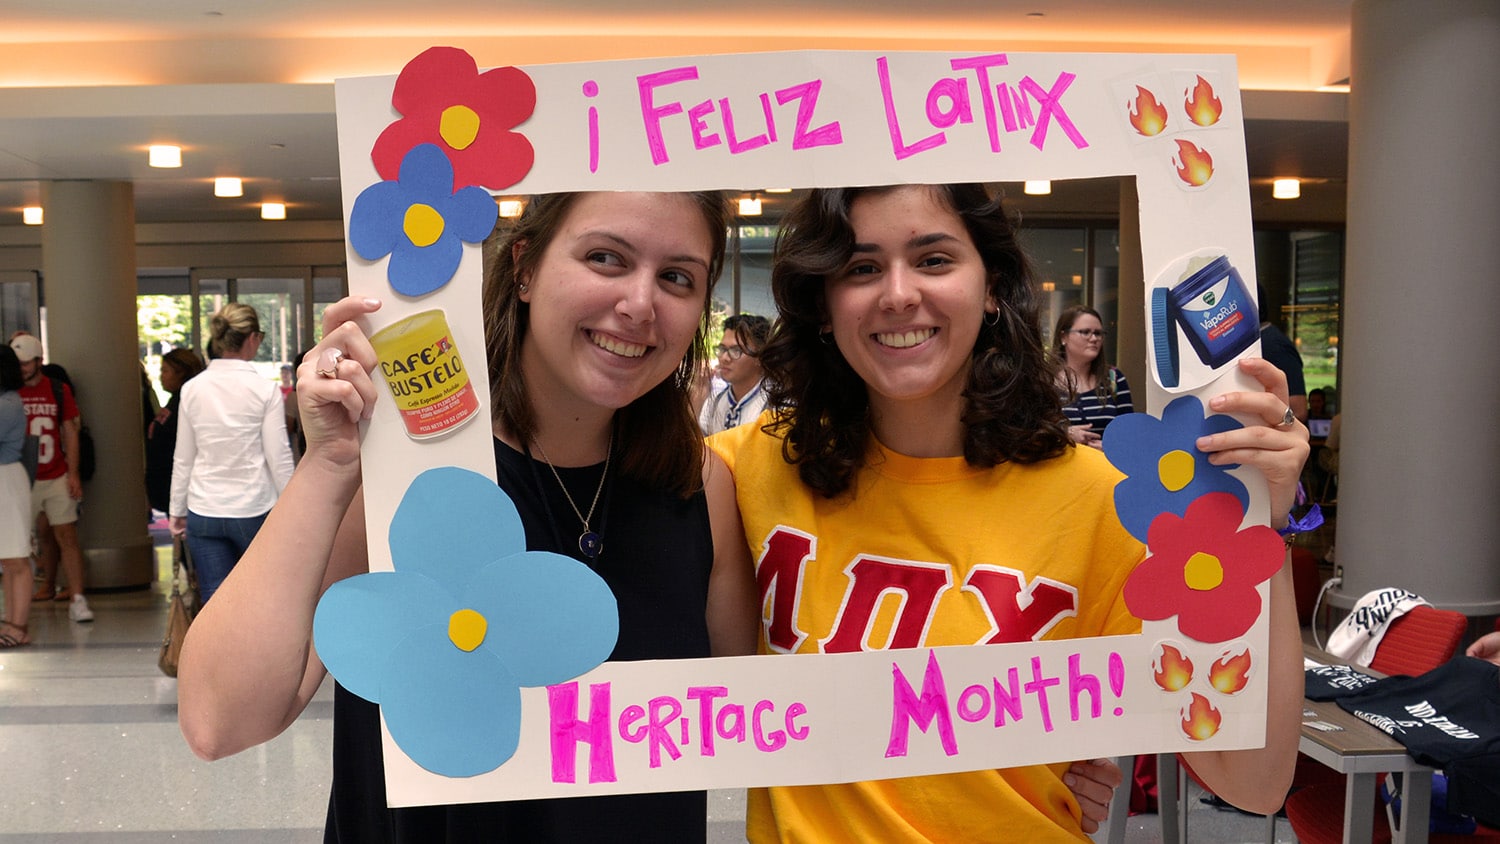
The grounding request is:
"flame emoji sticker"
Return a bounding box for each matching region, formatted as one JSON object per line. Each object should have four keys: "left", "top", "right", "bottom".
{"left": 1184, "top": 75, "right": 1223, "bottom": 127}
{"left": 1153, "top": 643, "right": 1194, "bottom": 692}
{"left": 1128, "top": 86, "right": 1169, "bottom": 137}
{"left": 1173, "top": 139, "right": 1215, "bottom": 187}
{"left": 1209, "top": 649, "right": 1253, "bottom": 695}
{"left": 1180, "top": 692, "right": 1223, "bottom": 741}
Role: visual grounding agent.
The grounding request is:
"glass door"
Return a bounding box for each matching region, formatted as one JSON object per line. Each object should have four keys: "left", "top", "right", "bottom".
{"left": 0, "top": 270, "right": 41, "bottom": 339}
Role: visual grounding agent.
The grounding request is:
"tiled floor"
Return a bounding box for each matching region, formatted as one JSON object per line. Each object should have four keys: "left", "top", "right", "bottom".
{"left": 1, "top": 535, "right": 1307, "bottom": 842}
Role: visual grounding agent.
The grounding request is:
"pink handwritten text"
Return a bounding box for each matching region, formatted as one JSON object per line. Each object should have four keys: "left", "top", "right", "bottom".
{"left": 886, "top": 649, "right": 1126, "bottom": 758}
{"left": 636, "top": 66, "right": 842, "bottom": 165}
{"left": 548, "top": 681, "right": 811, "bottom": 783}
{"left": 876, "top": 53, "right": 1091, "bottom": 159}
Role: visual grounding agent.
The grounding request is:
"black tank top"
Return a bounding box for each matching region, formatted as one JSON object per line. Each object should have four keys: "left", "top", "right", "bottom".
{"left": 324, "top": 438, "right": 714, "bottom": 842}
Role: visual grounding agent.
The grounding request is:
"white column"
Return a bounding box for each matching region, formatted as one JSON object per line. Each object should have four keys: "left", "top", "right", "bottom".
{"left": 40, "top": 180, "right": 154, "bottom": 589}
{"left": 1334, "top": 0, "right": 1500, "bottom": 613}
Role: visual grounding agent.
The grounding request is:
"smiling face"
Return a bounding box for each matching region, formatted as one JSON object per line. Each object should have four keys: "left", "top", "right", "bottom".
{"left": 517, "top": 192, "right": 714, "bottom": 422}
{"left": 1062, "top": 311, "right": 1104, "bottom": 366}
{"left": 823, "top": 185, "right": 996, "bottom": 430}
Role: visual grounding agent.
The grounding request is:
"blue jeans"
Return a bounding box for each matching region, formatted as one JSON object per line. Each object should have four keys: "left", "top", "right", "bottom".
{"left": 185, "top": 511, "right": 268, "bottom": 605}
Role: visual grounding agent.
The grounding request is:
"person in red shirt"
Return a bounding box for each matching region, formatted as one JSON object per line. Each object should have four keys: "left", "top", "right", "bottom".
{"left": 8, "top": 334, "right": 92, "bottom": 622}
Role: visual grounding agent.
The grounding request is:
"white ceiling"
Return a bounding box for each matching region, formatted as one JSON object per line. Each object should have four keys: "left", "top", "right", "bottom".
{"left": 0, "top": 1, "right": 1354, "bottom": 227}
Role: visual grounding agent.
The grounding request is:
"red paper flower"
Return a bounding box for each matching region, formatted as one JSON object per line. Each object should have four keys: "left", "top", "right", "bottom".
{"left": 1122, "top": 492, "right": 1283, "bottom": 643}
{"left": 372, "top": 46, "right": 535, "bottom": 192}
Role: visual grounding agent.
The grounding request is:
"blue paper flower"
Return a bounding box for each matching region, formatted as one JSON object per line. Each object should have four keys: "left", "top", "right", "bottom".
{"left": 1102, "top": 395, "right": 1249, "bottom": 542}
{"left": 313, "top": 467, "right": 618, "bottom": 777}
{"left": 349, "top": 143, "right": 499, "bottom": 297}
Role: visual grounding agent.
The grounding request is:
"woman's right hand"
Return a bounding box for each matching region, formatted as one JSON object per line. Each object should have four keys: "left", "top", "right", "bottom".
{"left": 296, "top": 296, "right": 382, "bottom": 471}
{"left": 1068, "top": 424, "right": 1102, "bottom": 448}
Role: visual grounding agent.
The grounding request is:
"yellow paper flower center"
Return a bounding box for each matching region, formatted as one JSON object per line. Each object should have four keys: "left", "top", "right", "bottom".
{"left": 403, "top": 203, "right": 445, "bottom": 248}
{"left": 448, "top": 608, "right": 487, "bottom": 652}
{"left": 440, "top": 104, "right": 481, "bottom": 150}
{"left": 1183, "top": 552, "right": 1224, "bottom": 591}
{"left": 1158, "top": 449, "right": 1196, "bottom": 492}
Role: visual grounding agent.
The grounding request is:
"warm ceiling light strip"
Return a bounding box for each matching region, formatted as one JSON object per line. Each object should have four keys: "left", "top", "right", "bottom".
{"left": 149, "top": 144, "right": 182, "bottom": 168}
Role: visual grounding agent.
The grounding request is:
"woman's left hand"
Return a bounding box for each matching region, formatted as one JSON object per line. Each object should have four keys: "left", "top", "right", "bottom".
{"left": 1194, "top": 357, "right": 1311, "bottom": 529}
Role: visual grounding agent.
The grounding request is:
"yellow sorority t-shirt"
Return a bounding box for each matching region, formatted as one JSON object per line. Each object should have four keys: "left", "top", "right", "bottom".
{"left": 709, "top": 416, "right": 1145, "bottom": 843}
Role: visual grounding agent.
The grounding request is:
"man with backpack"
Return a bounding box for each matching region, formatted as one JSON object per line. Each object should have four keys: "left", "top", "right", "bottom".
{"left": 8, "top": 333, "right": 92, "bottom": 622}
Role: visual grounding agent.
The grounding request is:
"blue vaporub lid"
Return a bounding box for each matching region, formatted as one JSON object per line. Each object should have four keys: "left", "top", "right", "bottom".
{"left": 1151, "top": 287, "right": 1179, "bottom": 388}
{"left": 1168, "top": 255, "right": 1257, "bottom": 372}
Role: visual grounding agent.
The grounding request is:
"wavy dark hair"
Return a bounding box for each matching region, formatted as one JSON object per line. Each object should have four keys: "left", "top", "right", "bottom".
{"left": 760, "top": 183, "right": 1070, "bottom": 499}
{"left": 482, "top": 191, "right": 729, "bottom": 498}
{"left": 722, "top": 313, "right": 772, "bottom": 354}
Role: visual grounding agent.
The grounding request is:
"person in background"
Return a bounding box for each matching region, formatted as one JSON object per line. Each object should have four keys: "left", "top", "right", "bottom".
{"left": 145, "top": 348, "right": 206, "bottom": 515}
{"left": 1, "top": 345, "right": 33, "bottom": 646}
{"left": 140, "top": 361, "right": 161, "bottom": 438}
{"left": 711, "top": 183, "right": 1309, "bottom": 840}
{"left": 9, "top": 333, "right": 92, "bottom": 623}
{"left": 1468, "top": 632, "right": 1500, "bottom": 665}
{"left": 1307, "top": 388, "right": 1330, "bottom": 422}
{"left": 699, "top": 313, "right": 771, "bottom": 435}
{"left": 1258, "top": 287, "right": 1307, "bottom": 423}
{"left": 169, "top": 304, "right": 295, "bottom": 604}
{"left": 283, "top": 350, "right": 313, "bottom": 462}
{"left": 1053, "top": 305, "right": 1133, "bottom": 448}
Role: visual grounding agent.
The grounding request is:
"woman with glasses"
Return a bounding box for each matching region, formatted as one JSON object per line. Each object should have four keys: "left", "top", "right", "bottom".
{"left": 169, "top": 304, "right": 295, "bottom": 604}
{"left": 1053, "top": 305, "right": 1131, "bottom": 449}
{"left": 699, "top": 313, "right": 772, "bottom": 435}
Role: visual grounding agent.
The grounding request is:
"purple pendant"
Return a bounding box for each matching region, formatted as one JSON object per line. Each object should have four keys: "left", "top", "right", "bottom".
{"left": 580, "top": 531, "right": 602, "bottom": 560}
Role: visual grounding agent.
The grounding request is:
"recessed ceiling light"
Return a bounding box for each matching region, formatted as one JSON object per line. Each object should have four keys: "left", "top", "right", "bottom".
{"left": 738, "top": 197, "right": 762, "bottom": 216}
{"left": 1272, "top": 178, "right": 1301, "bottom": 200}
{"left": 261, "top": 202, "right": 286, "bottom": 220}
{"left": 22, "top": 206, "right": 43, "bottom": 225}
{"left": 149, "top": 145, "right": 182, "bottom": 168}
{"left": 1024, "top": 180, "right": 1052, "bottom": 196}
{"left": 497, "top": 199, "right": 524, "bottom": 218}
{"left": 214, "top": 177, "right": 243, "bottom": 197}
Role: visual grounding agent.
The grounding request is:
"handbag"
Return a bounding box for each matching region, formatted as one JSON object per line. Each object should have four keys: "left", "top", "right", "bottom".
{"left": 158, "top": 538, "right": 199, "bottom": 677}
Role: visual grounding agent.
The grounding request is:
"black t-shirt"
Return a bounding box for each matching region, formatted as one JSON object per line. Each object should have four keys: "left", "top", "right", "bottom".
{"left": 1336, "top": 657, "right": 1500, "bottom": 827}
{"left": 324, "top": 439, "right": 715, "bottom": 842}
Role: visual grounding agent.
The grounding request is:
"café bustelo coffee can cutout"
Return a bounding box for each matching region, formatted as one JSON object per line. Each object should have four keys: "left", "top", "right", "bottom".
{"left": 370, "top": 309, "right": 480, "bottom": 440}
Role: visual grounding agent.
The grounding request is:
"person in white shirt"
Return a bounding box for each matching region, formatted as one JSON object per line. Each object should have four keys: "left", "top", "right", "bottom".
{"left": 698, "top": 313, "right": 771, "bottom": 435}
{"left": 169, "top": 304, "right": 295, "bottom": 604}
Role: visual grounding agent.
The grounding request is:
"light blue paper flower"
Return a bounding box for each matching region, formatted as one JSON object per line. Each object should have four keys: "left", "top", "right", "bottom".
{"left": 1102, "top": 395, "right": 1249, "bottom": 542}
{"left": 348, "top": 143, "right": 499, "bottom": 297}
{"left": 313, "top": 467, "right": 618, "bottom": 777}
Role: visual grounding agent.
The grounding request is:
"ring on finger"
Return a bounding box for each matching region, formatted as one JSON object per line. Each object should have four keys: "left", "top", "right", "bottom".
{"left": 315, "top": 347, "right": 345, "bottom": 379}
{"left": 1276, "top": 405, "right": 1296, "bottom": 428}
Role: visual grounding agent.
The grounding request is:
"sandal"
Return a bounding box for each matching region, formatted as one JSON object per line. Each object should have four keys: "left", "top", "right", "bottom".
{"left": 0, "top": 622, "right": 28, "bottom": 648}
{"left": 31, "top": 586, "right": 56, "bottom": 602}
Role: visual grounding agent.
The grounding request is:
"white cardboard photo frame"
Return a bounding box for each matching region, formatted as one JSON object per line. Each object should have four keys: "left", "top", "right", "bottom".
{"left": 333, "top": 48, "right": 1271, "bottom": 807}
